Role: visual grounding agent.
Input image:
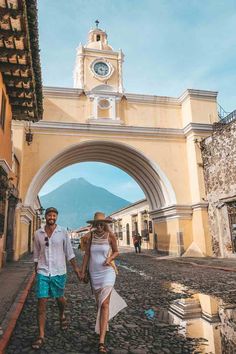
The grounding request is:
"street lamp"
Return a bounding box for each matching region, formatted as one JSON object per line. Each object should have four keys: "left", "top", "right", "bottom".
{"left": 25, "top": 122, "right": 33, "bottom": 145}
{"left": 36, "top": 206, "right": 45, "bottom": 216}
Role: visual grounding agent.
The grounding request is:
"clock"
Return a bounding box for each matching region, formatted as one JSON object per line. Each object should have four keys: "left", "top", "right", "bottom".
{"left": 93, "top": 61, "right": 110, "bottom": 76}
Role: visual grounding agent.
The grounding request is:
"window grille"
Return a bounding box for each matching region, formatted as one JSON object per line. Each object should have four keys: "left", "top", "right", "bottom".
{"left": 227, "top": 202, "right": 236, "bottom": 253}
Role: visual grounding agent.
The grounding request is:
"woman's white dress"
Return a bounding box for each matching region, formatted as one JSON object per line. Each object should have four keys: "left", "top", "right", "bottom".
{"left": 89, "top": 233, "right": 127, "bottom": 334}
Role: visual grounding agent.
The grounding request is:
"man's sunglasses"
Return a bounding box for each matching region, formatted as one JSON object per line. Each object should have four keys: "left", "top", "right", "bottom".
{"left": 45, "top": 237, "right": 49, "bottom": 247}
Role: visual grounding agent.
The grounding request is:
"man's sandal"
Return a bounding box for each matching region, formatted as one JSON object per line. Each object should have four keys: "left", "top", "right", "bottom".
{"left": 98, "top": 343, "right": 107, "bottom": 353}
{"left": 32, "top": 337, "right": 45, "bottom": 350}
{"left": 60, "top": 316, "right": 68, "bottom": 330}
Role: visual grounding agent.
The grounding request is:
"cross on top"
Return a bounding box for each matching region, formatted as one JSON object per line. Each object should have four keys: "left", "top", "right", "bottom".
{"left": 95, "top": 20, "right": 99, "bottom": 28}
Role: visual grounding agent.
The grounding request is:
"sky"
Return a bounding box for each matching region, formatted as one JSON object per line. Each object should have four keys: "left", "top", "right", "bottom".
{"left": 37, "top": 0, "right": 236, "bottom": 201}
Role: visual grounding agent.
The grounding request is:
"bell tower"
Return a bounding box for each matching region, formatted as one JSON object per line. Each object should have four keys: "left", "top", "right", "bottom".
{"left": 73, "top": 21, "right": 124, "bottom": 122}
{"left": 73, "top": 21, "right": 124, "bottom": 93}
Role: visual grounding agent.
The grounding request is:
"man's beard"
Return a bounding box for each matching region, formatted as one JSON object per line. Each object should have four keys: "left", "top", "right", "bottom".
{"left": 47, "top": 219, "right": 56, "bottom": 225}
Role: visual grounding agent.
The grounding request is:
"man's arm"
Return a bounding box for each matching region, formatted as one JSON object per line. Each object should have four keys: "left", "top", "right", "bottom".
{"left": 64, "top": 232, "right": 80, "bottom": 278}
{"left": 33, "top": 232, "right": 40, "bottom": 273}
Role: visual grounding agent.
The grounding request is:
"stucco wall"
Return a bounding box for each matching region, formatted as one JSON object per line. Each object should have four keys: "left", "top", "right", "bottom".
{"left": 201, "top": 121, "right": 236, "bottom": 257}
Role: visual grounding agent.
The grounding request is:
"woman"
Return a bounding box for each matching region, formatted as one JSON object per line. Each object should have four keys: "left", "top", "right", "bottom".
{"left": 80, "top": 212, "right": 127, "bottom": 353}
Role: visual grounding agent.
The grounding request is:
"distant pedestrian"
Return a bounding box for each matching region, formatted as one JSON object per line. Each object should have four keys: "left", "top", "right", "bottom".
{"left": 32, "top": 207, "right": 80, "bottom": 350}
{"left": 80, "top": 212, "right": 127, "bottom": 353}
{"left": 133, "top": 234, "right": 141, "bottom": 253}
{"left": 137, "top": 233, "right": 142, "bottom": 253}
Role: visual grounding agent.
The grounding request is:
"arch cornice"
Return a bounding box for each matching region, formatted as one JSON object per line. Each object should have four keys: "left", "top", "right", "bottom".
{"left": 24, "top": 140, "right": 177, "bottom": 211}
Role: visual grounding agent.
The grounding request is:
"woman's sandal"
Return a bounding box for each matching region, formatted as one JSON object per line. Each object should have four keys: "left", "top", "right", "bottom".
{"left": 32, "top": 337, "right": 45, "bottom": 350}
{"left": 98, "top": 343, "right": 107, "bottom": 353}
{"left": 60, "top": 316, "right": 68, "bottom": 330}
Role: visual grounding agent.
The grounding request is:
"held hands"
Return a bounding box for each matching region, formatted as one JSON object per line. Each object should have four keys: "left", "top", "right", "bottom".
{"left": 78, "top": 270, "right": 85, "bottom": 281}
{"left": 74, "top": 267, "right": 82, "bottom": 280}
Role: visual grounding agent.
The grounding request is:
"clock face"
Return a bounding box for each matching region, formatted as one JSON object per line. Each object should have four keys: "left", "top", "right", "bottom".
{"left": 93, "top": 61, "right": 109, "bottom": 76}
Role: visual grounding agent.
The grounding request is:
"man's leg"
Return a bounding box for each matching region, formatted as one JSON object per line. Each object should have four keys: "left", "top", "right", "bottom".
{"left": 32, "top": 298, "right": 48, "bottom": 349}
{"left": 38, "top": 298, "right": 48, "bottom": 338}
{"left": 34, "top": 274, "right": 49, "bottom": 342}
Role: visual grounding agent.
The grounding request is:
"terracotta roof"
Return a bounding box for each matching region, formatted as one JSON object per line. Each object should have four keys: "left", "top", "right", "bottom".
{"left": 0, "top": 0, "right": 43, "bottom": 121}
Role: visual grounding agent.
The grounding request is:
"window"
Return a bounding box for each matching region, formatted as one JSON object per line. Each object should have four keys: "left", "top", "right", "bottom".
{"left": 227, "top": 202, "right": 236, "bottom": 253}
{"left": 96, "top": 34, "right": 100, "bottom": 41}
{"left": 0, "top": 166, "right": 7, "bottom": 236}
{"left": 126, "top": 223, "right": 130, "bottom": 245}
{"left": 0, "top": 91, "right": 6, "bottom": 130}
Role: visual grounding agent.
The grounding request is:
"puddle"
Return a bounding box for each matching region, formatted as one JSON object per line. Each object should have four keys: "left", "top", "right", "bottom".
{"left": 161, "top": 282, "right": 236, "bottom": 354}
{"left": 118, "top": 261, "right": 236, "bottom": 353}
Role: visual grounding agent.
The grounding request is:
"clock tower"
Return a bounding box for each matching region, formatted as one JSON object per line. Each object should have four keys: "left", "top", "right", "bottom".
{"left": 73, "top": 22, "right": 124, "bottom": 121}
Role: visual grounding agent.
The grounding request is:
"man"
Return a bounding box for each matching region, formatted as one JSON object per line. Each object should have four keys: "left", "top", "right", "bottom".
{"left": 32, "top": 207, "right": 80, "bottom": 350}
{"left": 137, "top": 233, "right": 142, "bottom": 253}
{"left": 133, "top": 234, "right": 141, "bottom": 253}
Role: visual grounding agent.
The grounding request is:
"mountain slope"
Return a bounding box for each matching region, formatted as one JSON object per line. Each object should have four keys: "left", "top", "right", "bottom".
{"left": 40, "top": 178, "right": 130, "bottom": 228}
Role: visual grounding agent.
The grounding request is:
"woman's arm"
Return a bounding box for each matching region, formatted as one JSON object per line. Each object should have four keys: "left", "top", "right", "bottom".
{"left": 80, "top": 233, "right": 91, "bottom": 278}
{"left": 104, "top": 231, "right": 119, "bottom": 265}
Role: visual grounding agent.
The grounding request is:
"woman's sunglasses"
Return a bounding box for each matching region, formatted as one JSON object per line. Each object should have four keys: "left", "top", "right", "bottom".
{"left": 95, "top": 223, "right": 104, "bottom": 227}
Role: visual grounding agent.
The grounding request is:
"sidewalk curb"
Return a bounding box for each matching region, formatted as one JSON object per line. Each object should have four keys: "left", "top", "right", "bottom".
{"left": 0, "top": 272, "right": 35, "bottom": 354}
{"left": 143, "top": 253, "right": 236, "bottom": 272}
{"left": 171, "top": 260, "right": 236, "bottom": 273}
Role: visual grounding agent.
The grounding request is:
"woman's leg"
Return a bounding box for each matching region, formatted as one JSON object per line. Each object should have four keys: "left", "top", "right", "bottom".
{"left": 57, "top": 296, "right": 68, "bottom": 329}
{"left": 99, "top": 293, "right": 111, "bottom": 344}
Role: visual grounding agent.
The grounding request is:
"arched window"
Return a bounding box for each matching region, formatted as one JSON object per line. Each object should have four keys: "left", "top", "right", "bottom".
{"left": 126, "top": 223, "right": 130, "bottom": 245}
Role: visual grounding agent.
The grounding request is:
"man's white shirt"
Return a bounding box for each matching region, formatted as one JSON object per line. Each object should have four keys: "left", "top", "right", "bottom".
{"left": 34, "top": 225, "right": 75, "bottom": 276}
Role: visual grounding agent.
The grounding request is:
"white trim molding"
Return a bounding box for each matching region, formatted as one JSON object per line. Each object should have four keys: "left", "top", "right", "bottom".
{"left": 43, "top": 86, "right": 218, "bottom": 107}
{"left": 20, "top": 205, "right": 35, "bottom": 224}
{"left": 150, "top": 204, "right": 193, "bottom": 221}
{"left": 179, "top": 89, "right": 218, "bottom": 103}
{"left": 150, "top": 202, "right": 209, "bottom": 222}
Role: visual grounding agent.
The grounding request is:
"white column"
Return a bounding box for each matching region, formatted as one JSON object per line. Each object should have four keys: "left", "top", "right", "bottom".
{"left": 110, "top": 98, "right": 116, "bottom": 120}
{"left": 118, "top": 50, "right": 124, "bottom": 93}
{"left": 93, "top": 97, "right": 98, "bottom": 119}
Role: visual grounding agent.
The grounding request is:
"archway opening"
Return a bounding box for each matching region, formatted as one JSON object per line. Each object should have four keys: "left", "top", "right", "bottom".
{"left": 38, "top": 161, "right": 145, "bottom": 229}
{"left": 25, "top": 140, "right": 176, "bottom": 212}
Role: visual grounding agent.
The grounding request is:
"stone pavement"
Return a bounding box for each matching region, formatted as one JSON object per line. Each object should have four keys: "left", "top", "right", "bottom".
{"left": 0, "top": 254, "right": 34, "bottom": 335}
{"left": 4, "top": 249, "right": 236, "bottom": 354}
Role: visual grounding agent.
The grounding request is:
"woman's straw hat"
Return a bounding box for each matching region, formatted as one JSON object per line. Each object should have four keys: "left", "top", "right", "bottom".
{"left": 87, "top": 211, "right": 112, "bottom": 224}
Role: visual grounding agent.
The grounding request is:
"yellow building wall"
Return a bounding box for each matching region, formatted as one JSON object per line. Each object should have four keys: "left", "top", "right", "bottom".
{"left": 154, "top": 219, "right": 179, "bottom": 254}
{"left": 12, "top": 86, "right": 218, "bottom": 258}
{"left": 120, "top": 100, "right": 182, "bottom": 128}
{"left": 192, "top": 208, "right": 212, "bottom": 256}
{"left": 181, "top": 97, "right": 217, "bottom": 127}
{"left": 43, "top": 94, "right": 88, "bottom": 123}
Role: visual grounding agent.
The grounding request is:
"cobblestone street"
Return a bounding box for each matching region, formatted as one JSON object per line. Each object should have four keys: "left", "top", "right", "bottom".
{"left": 6, "top": 250, "right": 236, "bottom": 354}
